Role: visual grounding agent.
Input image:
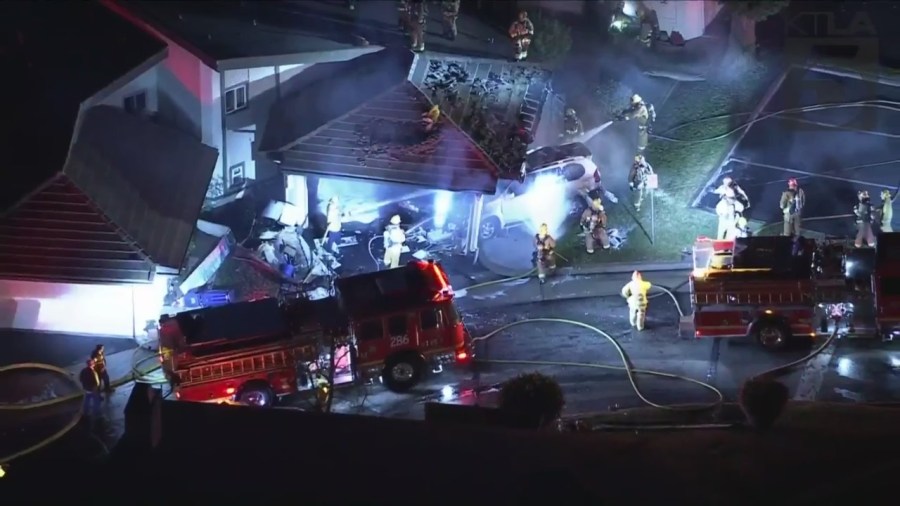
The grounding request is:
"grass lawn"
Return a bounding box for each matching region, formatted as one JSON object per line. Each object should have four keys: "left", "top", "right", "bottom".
{"left": 558, "top": 58, "right": 785, "bottom": 265}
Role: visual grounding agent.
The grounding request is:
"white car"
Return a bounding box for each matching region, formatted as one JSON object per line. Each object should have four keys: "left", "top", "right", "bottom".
{"left": 479, "top": 142, "right": 601, "bottom": 240}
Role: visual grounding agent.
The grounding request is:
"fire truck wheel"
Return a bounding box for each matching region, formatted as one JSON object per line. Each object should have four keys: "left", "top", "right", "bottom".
{"left": 753, "top": 320, "right": 791, "bottom": 351}
{"left": 237, "top": 381, "right": 276, "bottom": 407}
{"left": 382, "top": 352, "right": 425, "bottom": 393}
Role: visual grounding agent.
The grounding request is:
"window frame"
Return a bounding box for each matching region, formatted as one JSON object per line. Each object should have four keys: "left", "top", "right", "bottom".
{"left": 356, "top": 319, "right": 384, "bottom": 342}
{"left": 124, "top": 91, "right": 148, "bottom": 114}
{"left": 419, "top": 308, "right": 441, "bottom": 330}
{"left": 229, "top": 162, "right": 245, "bottom": 185}
{"left": 386, "top": 314, "right": 408, "bottom": 336}
{"left": 224, "top": 83, "right": 249, "bottom": 114}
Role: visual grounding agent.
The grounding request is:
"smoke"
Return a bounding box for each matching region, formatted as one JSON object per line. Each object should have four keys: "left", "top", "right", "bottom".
{"left": 525, "top": 172, "right": 569, "bottom": 237}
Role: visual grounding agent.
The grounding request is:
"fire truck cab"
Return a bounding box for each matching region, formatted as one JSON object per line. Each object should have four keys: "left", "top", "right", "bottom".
{"left": 159, "top": 261, "right": 472, "bottom": 405}
{"left": 684, "top": 234, "right": 900, "bottom": 349}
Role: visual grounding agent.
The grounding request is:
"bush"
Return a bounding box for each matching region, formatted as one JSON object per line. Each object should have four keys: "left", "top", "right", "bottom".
{"left": 499, "top": 372, "right": 565, "bottom": 429}
{"left": 738, "top": 377, "right": 789, "bottom": 431}
{"left": 531, "top": 10, "right": 572, "bottom": 66}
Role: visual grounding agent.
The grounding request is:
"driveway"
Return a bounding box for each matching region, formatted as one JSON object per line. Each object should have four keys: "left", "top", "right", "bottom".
{"left": 694, "top": 66, "right": 900, "bottom": 235}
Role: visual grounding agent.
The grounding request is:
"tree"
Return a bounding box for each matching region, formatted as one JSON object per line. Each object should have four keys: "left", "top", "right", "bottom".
{"left": 531, "top": 10, "right": 573, "bottom": 67}
{"left": 499, "top": 372, "right": 565, "bottom": 429}
{"left": 719, "top": 0, "right": 789, "bottom": 56}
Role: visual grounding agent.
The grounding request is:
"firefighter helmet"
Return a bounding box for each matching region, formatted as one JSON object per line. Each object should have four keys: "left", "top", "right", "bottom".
{"left": 390, "top": 215, "right": 402, "bottom": 225}
{"left": 634, "top": 154, "right": 644, "bottom": 163}
{"left": 592, "top": 198, "right": 604, "bottom": 210}
{"left": 631, "top": 94, "right": 643, "bottom": 105}
{"left": 787, "top": 178, "right": 798, "bottom": 188}
{"left": 882, "top": 189, "right": 892, "bottom": 200}
{"left": 859, "top": 190, "right": 870, "bottom": 200}
{"left": 722, "top": 176, "right": 733, "bottom": 186}
{"left": 632, "top": 270, "right": 642, "bottom": 282}
{"left": 565, "top": 108, "right": 576, "bottom": 117}
{"left": 538, "top": 223, "right": 549, "bottom": 236}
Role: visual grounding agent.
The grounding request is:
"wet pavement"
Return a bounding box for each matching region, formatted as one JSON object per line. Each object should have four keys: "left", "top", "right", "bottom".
{"left": 696, "top": 66, "right": 900, "bottom": 235}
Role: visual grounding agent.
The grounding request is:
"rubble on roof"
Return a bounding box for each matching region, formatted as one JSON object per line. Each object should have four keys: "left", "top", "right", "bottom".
{"left": 352, "top": 88, "right": 444, "bottom": 165}
{"left": 422, "top": 59, "right": 550, "bottom": 173}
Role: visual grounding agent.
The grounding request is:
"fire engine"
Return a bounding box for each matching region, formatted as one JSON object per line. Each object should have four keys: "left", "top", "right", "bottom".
{"left": 158, "top": 260, "right": 473, "bottom": 406}
{"left": 682, "top": 234, "right": 900, "bottom": 350}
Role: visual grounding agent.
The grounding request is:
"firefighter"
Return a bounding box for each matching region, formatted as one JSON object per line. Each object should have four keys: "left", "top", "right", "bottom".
{"left": 509, "top": 10, "right": 534, "bottom": 61}
{"left": 621, "top": 271, "right": 652, "bottom": 331}
{"left": 408, "top": 0, "right": 427, "bottom": 53}
{"left": 383, "top": 215, "right": 407, "bottom": 269}
{"left": 733, "top": 216, "right": 752, "bottom": 238}
{"left": 441, "top": 0, "right": 460, "bottom": 41}
{"left": 534, "top": 223, "right": 557, "bottom": 283}
{"left": 79, "top": 358, "right": 102, "bottom": 420}
{"left": 561, "top": 108, "right": 584, "bottom": 141}
{"left": 324, "top": 196, "right": 342, "bottom": 256}
{"left": 91, "top": 344, "right": 112, "bottom": 393}
{"left": 854, "top": 190, "right": 876, "bottom": 248}
{"left": 877, "top": 188, "right": 894, "bottom": 233}
{"left": 629, "top": 154, "right": 654, "bottom": 211}
{"left": 716, "top": 187, "right": 745, "bottom": 240}
{"left": 714, "top": 176, "right": 750, "bottom": 209}
{"left": 616, "top": 94, "right": 656, "bottom": 155}
{"left": 779, "top": 178, "right": 805, "bottom": 237}
{"left": 581, "top": 198, "right": 610, "bottom": 254}
{"left": 396, "top": 0, "right": 410, "bottom": 32}
{"left": 422, "top": 104, "right": 441, "bottom": 132}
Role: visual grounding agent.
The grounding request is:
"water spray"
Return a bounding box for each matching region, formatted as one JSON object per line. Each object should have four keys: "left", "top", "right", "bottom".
{"left": 568, "top": 121, "right": 615, "bottom": 145}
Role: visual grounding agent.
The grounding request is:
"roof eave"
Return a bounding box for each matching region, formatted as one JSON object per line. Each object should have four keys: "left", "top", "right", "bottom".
{"left": 216, "top": 46, "right": 384, "bottom": 71}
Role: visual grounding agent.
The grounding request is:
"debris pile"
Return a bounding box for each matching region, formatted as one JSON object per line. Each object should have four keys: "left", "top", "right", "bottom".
{"left": 352, "top": 91, "right": 442, "bottom": 164}
{"left": 422, "top": 58, "right": 551, "bottom": 173}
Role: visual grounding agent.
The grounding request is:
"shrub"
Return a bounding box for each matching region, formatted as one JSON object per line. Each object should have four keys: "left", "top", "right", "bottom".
{"left": 531, "top": 10, "right": 572, "bottom": 66}
{"left": 738, "top": 377, "right": 789, "bottom": 431}
{"left": 499, "top": 372, "right": 565, "bottom": 429}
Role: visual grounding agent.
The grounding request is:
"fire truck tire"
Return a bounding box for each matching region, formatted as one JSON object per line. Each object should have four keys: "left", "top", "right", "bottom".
{"left": 236, "top": 381, "right": 276, "bottom": 407}
{"left": 753, "top": 320, "right": 792, "bottom": 351}
{"left": 382, "top": 352, "right": 425, "bottom": 393}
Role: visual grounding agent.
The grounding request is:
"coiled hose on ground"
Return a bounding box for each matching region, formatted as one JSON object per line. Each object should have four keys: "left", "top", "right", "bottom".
{"left": 0, "top": 349, "right": 164, "bottom": 464}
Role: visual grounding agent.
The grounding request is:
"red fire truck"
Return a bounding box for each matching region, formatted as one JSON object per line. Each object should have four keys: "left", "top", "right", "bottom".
{"left": 158, "top": 260, "right": 473, "bottom": 405}
{"left": 682, "top": 234, "right": 900, "bottom": 350}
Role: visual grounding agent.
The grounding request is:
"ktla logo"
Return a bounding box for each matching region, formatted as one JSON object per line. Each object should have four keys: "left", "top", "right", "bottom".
{"left": 782, "top": 9, "right": 880, "bottom": 133}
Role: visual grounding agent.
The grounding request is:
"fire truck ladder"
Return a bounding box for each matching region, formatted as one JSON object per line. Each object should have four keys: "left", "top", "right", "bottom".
{"left": 182, "top": 349, "right": 295, "bottom": 385}
{"left": 693, "top": 286, "right": 850, "bottom": 307}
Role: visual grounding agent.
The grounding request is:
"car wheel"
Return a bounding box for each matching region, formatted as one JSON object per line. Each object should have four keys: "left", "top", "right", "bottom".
{"left": 479, "top": 217, "right": 501, "bottom": 240}
{"left": 755, "top": 321, "right": 791, "bottom": 351}
{"left": 237, "top": 382, "right": 276, "bottom": 407}
{"left": 381, "top": 352, "right": 425, "bottom": 393}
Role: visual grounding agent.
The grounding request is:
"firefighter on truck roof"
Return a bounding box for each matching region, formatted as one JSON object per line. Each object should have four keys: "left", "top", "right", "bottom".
{"left": 878, "top": 188, "right": 894, "bottom": 233}
{"left": 621, "top": 271, "right": 652, "bottom": 331}
{"left": 854, "top": 190, "right": 876, "bottom": 248}
{"left": 780, "top": 178, "right": 805, "bottom": 237}
{"left": 534, "top": 223, "right": 557, "bottom": 283}
{"left": 581, "top": 197, "right": 610, "bottom": 254}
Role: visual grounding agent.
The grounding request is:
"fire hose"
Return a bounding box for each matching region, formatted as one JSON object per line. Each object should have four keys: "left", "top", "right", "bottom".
{"left": 0, "top": 349, "right": 164, "bottom": 465}
{"left": 651, "top": 99, "right": 900, "bottom": 144}
{"left": 464, "top": 276, "right": 840, "bottom": 420}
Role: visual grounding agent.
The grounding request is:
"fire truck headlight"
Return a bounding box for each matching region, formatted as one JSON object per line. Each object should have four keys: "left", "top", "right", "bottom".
{"left": 527, "top": 173, "right": 568, "bottom": 236}
{"left": 433, "top": 191, "right": 453, "bottom": 229}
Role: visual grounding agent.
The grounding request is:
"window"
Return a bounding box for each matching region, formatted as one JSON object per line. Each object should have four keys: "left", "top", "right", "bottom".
{"left": 561, "top": 163, "right": 586, "bottom": 182}
{"left": 420, "top": 309, "right": 441, "bottom": 329}
{"left": 229, "top": 163, "right": 245, "bottom": 184}
{"left": 387, "top": 315, "right": 407, "bottom": 336}
{"left": 356, "top": 320, "right": 383, "bottom": 341}
{"left": 124, "top": 91, "right": 147, "bottom": 114}
{"left": 224, "top": 84, "right": 248, "bottom": 114}
{"left": 443, "top": 304, "right": 460, "bottom": 326}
